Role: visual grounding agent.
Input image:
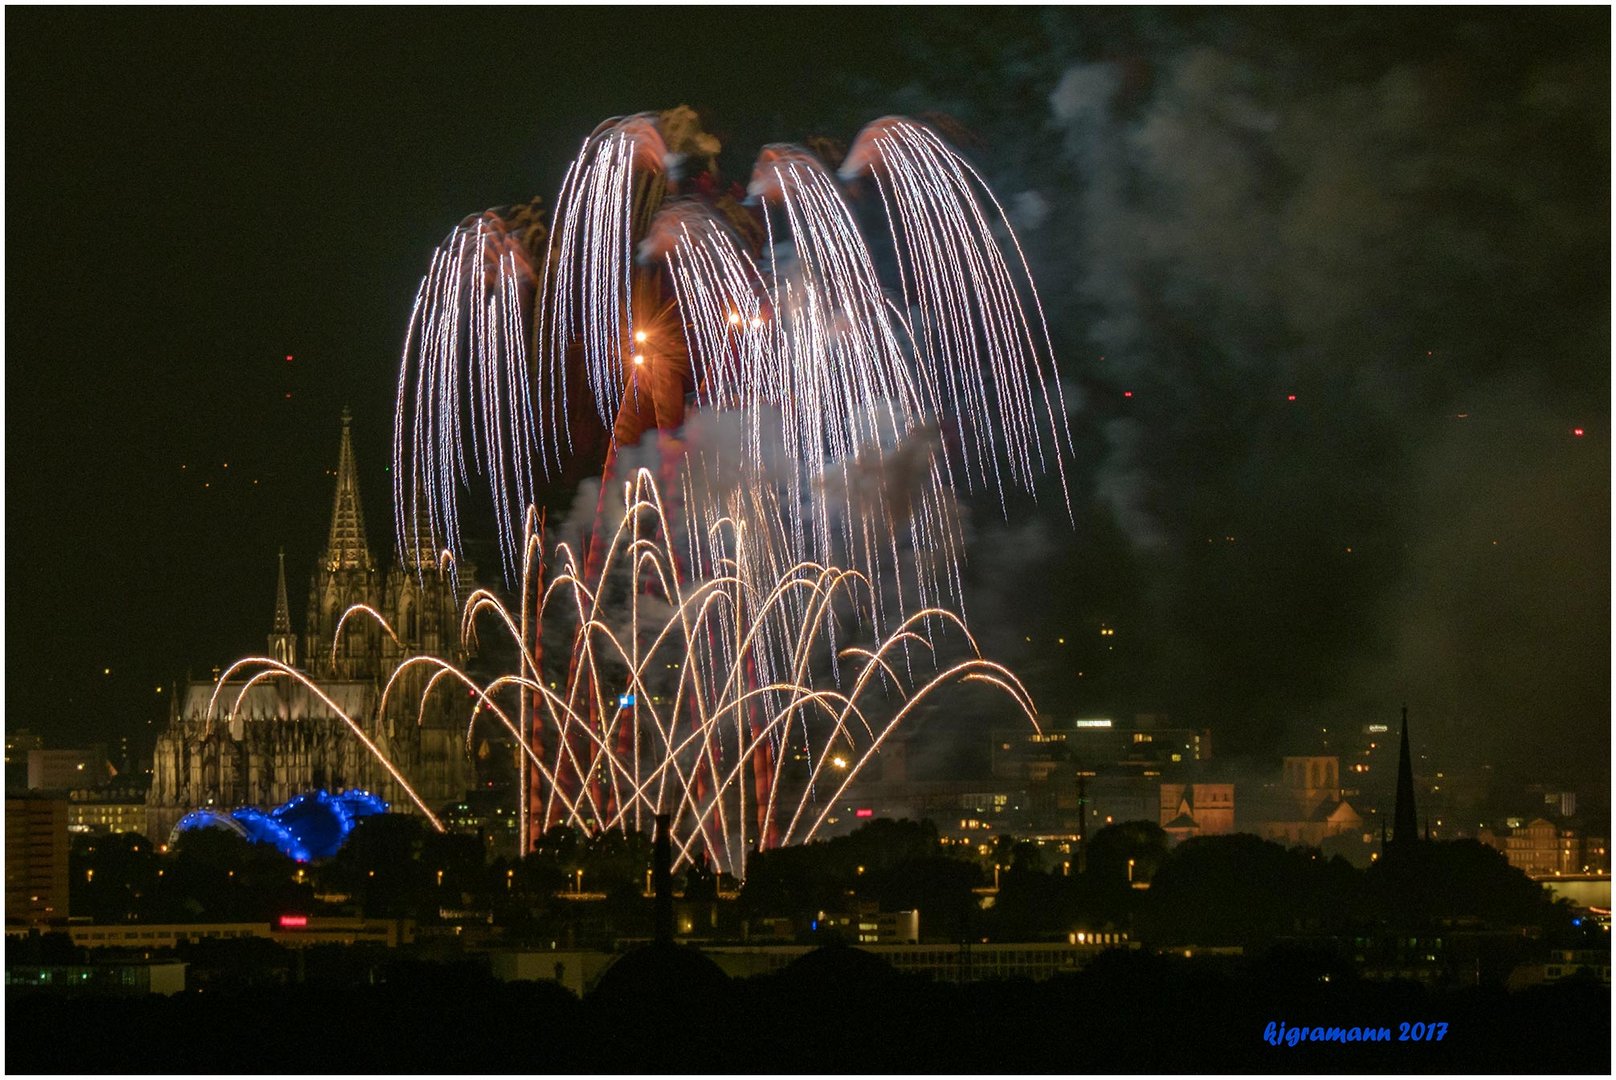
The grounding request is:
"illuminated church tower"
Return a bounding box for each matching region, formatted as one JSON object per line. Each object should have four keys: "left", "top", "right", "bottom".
{"left": 305, "top": 407, "right": 381, "bottom": 681}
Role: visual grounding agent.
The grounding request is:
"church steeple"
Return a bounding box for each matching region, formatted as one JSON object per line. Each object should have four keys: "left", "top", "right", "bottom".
{"left": 1391, "top": 704, "right": 1419, "bottom": 845}
{"left": 306, "top": 409, "right": 382, "bottom": 681}
{"left": 323, "top": 407, "right": 373, "bottom": 572}
{"left": 268, "top": 547, "right": 297, "bottom": 667}
{"left": 399, "top": 479, "right": 440, "bottom": 572}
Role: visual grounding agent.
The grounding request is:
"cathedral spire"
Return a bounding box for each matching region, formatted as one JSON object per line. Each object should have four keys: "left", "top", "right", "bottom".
{"left": 272, "top": 547, "right": 292, "bottom": 634}
{"left": 323, "top": 407, "right": 374, "bottom": 572}
{"left": 1392, "top": 704, "right": 1419, "bottom": 845}
{"left": 400, "top": 478, "right": 439, "bottom": 572}
{"left": 269, "top": 547, "right": 297, "bottom": 667}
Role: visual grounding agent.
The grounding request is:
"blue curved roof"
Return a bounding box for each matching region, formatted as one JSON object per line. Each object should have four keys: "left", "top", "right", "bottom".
{"left": 173, "top": 789, "right": 389, "bottom": 862}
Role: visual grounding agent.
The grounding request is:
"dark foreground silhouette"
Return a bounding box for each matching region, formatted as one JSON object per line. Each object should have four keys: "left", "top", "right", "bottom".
{"left": 7, "top": 946, "right": 1608, "bottom": 1074}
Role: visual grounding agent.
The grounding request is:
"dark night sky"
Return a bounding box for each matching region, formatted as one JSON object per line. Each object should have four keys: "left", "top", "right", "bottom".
{"left": 7, "top": 9, "right": 1609, "bottom": 796}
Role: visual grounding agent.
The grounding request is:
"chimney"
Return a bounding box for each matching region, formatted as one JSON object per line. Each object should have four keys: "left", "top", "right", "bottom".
{"left": 653, "top": 812, "right": 674, "bottom": 945}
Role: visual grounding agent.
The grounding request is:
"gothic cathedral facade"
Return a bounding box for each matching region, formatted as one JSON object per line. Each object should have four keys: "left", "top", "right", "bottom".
{"left": 146, "top": 411, "right": 474, "bottom": 841}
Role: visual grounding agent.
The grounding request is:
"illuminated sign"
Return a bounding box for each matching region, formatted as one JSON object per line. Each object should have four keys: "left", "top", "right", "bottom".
{"left": 278, "top": 915, "right": 308, "bottom": 929}
{"left": 1074, "top": 719, "right": 1113, "bottom": 729}
{"left": 855, "top": 808, "right": 873, "bottom": 819}
{"left": 617, "top": 693, "right": 636, "bottom": 708}
{"left": 1366, "top": 724, "right": 1389, "bottom": 734}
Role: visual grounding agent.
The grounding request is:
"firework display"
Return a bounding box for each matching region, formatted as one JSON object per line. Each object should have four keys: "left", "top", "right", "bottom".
{"left": 218, "top": 109, "right": 1071, "bottom": 873}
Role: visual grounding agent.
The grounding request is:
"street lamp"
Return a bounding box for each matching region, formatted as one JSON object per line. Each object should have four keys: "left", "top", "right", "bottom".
{"left": 1127, "top": 858, "right": 1135, "bottom": 883}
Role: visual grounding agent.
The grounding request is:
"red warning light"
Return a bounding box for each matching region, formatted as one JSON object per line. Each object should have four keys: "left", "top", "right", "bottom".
{"left": 1123, "top": 391, "right": 1133, "bottom": 399}
{"left": 1573, "top": 427, "right": 1585, "bottom": 437}
{"left": 278, "top": 914, "right": 308, "bottom": 928}
{"left": 285, "top": 355, "right": 294, "bottom": 362}
{"left": 1286, "top": 394, "right": 1297, "bottom": 402}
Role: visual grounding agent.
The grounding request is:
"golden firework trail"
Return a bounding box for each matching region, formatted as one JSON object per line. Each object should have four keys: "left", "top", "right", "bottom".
{"left": 210, "top": 467, "right": 1038, "bottom": 877}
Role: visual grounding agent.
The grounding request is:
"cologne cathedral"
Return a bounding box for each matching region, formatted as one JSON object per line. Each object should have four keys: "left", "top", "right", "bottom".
{"left": 146, "top": 411, "right": 474, "bottom": 841}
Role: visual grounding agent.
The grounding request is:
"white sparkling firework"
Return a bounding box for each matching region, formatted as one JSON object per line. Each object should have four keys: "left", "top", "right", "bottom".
{"left": 394, "top": 114, "right": 1072, "bottom": 612}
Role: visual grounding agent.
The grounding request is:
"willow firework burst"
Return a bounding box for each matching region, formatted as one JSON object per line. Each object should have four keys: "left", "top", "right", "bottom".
{"left": 223, "top": 109, "right": 1069, "bottom": 870}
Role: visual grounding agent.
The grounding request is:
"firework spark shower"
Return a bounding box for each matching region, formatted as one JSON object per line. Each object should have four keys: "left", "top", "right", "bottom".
{"left": 393, "top": 109, "right": 1072, "bottom": 595}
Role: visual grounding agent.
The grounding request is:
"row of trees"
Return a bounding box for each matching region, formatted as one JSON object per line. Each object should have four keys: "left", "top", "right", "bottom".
{"left": 71, "top": 814, "right": 1574, "bottom": 948}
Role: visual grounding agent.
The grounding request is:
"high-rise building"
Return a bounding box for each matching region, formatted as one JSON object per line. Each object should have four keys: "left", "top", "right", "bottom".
{"left": 146, "top": 411, "right": 475, "bottom": 841}
{"left": 5, "top": 794, "right": 69, "bottom": 926}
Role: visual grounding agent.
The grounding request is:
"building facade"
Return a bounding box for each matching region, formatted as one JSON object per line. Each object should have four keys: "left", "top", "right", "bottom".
{"left": 1253, "top": 754, "right": 1366, "bottom": 849}
{"left": 5, "top": 794, "right": 69, "bottom": 926}
{"left": 146, "top": 411, "right": 474, "bottom": 841}
{"left": 67, "top": 785, "right": 149, "bottom": 836}
{"left": 1159, "top": 782, "right": 1236, "bottom": 842}
{"left": 26, "top": 746, "right": 110, "bottom": 792}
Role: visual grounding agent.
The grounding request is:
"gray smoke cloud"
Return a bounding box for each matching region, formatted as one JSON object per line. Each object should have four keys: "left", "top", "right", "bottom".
{"left": 872, "top": 9, "right": 1608, "bottom": 790}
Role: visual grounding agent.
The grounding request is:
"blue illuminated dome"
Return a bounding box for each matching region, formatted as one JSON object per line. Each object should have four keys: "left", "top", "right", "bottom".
{"left": 172, "top": 789, "right": 388, "bottom": 862}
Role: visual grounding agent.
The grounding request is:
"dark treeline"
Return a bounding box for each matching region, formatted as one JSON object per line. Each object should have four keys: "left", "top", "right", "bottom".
{"left": 68, "top": 815, "right": 1586, "bottom": 952}
{"left": 23, "top": 815, "right": 1611, "bottom": 1072}
{"left": 6, "top": 947, "right": 1608, "bottom": 1073}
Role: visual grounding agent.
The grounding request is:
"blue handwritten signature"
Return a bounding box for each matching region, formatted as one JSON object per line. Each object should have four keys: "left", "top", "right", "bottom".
{"left": 1264, "top": 1021, "right": 1449, "bottom": 1046}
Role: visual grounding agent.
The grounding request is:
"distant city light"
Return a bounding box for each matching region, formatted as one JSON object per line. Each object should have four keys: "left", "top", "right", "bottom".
{"left": 278, "top": 914, "right": 308, "bottom": 928}
{"left": 1573, "top": 427, "right": 1585, "bottom": 437}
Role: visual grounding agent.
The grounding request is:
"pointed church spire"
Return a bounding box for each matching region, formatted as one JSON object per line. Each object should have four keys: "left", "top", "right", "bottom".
{"left": 272, "top": 547, "right": 292, "bottom": 634}
{"left": 323, "top": 408, "right": 374, "bottom": 572}
{"left": 1392, "top": 704, "right": 1419, "bottom": 844}
{"left": 400, "top": 477, "right": 439, "bottom": 572}
{"left": 269, "top": 546, "right": 297, "bottom": 667}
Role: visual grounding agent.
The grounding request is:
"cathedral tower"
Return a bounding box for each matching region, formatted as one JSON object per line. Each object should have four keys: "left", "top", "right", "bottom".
{"left": 305, "top": 408, "right": 381, "bottom": 680}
